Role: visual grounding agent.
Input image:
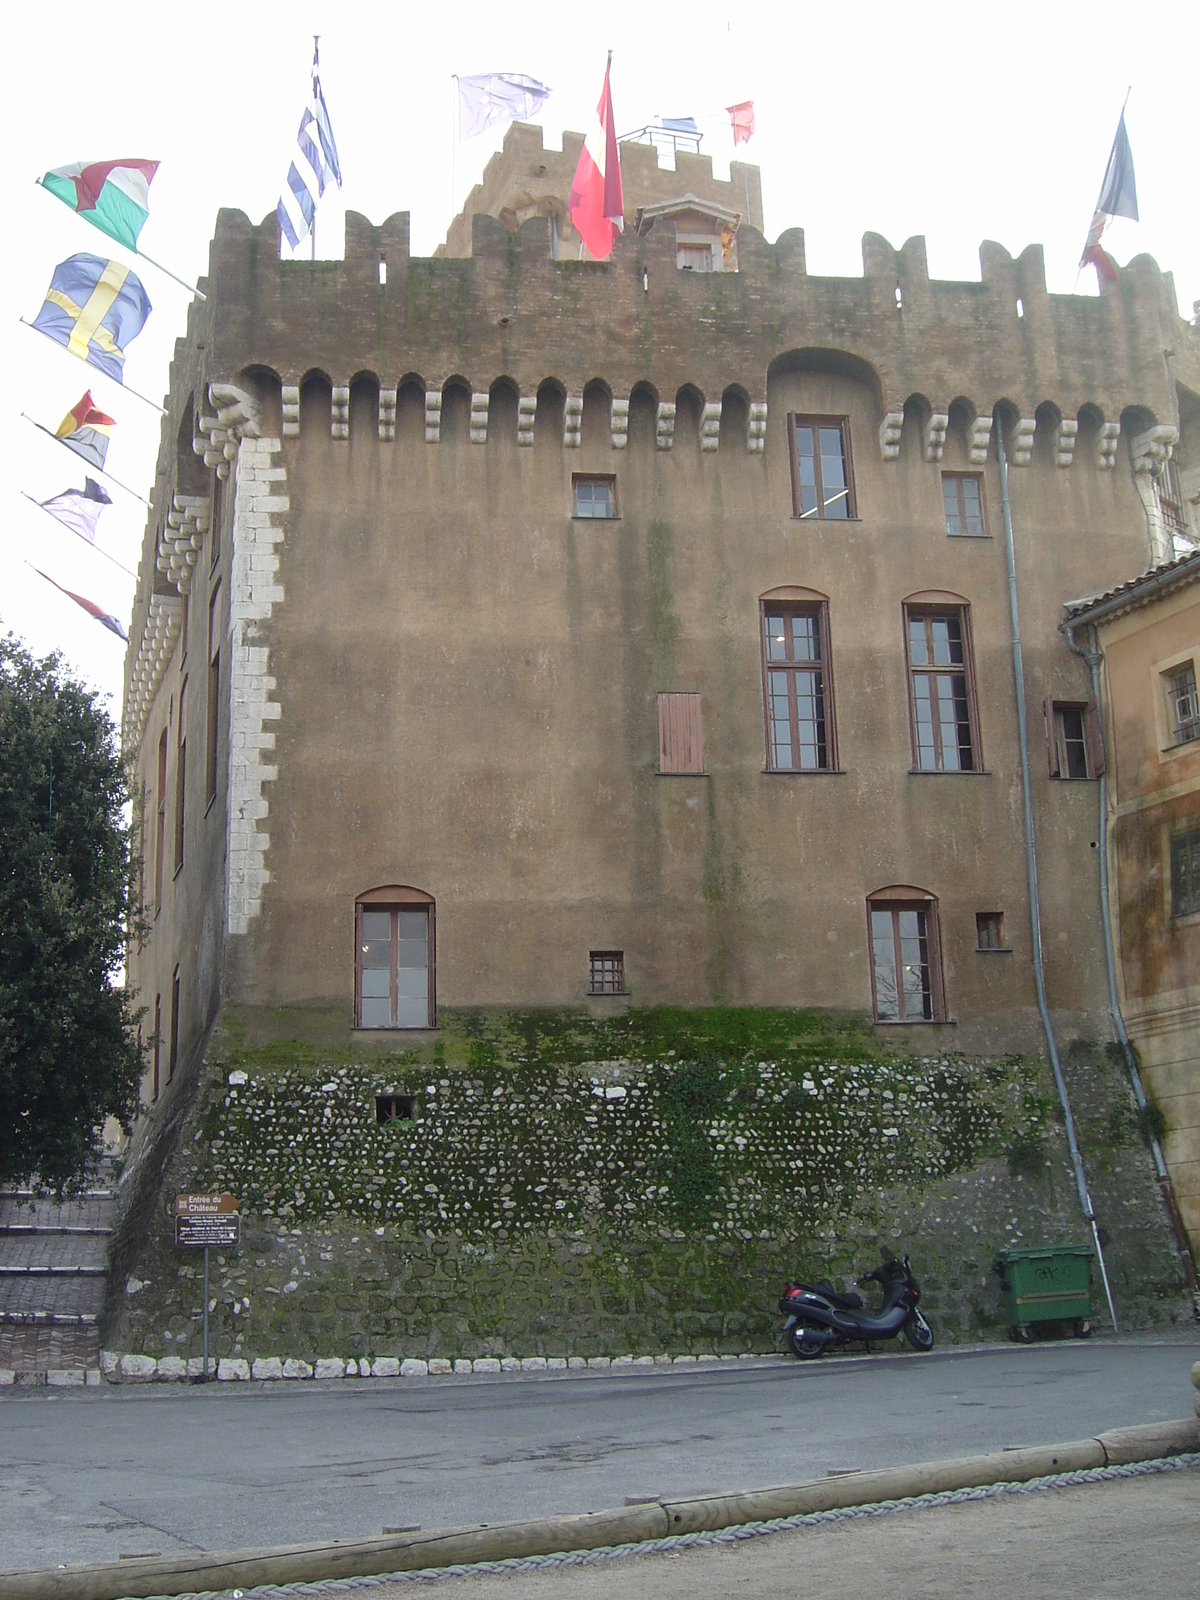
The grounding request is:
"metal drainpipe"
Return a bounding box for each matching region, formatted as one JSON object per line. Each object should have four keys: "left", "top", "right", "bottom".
{"left": 1062, "top": 621, "right": 1200, "bottom": 1303}
{"left": 995, "top": 415, "right": 1119, "bottom": 1331}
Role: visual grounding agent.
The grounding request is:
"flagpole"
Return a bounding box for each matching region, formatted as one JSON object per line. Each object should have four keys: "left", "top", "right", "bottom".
{"left": 21, "top": 415, "right": 151, "bottom": 505}
{"left": 312, "top": 35, "right": 320, "bottom": 263}
{"left": 21, "top": 493, "right": 137, "bottom": 578}
{"left": 24, "top": 563, "right": 128, "bottom": 642}
{"left": 19, "top": 319, "right": 166, "bottom": 414}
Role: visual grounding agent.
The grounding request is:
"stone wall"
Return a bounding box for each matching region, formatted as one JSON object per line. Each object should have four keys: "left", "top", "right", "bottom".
{"left": 105, "top": 1008, "right": 1192, "bottom": 1364}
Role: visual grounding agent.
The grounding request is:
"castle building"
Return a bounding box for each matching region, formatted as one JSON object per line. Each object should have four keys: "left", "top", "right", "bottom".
{"left": 123, "top": 125, "right": 1200, "bottom": 1202}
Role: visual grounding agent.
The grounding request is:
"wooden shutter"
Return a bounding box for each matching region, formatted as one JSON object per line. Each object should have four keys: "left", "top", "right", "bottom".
{"left": 1085, "top": 699, "right": 1107, "bottom": 777}
{"left": 1044, "top": 697, "right": 1060, "bottom": 777}
{"left": 658, "top": 693, "right": 704, "bottom": 774}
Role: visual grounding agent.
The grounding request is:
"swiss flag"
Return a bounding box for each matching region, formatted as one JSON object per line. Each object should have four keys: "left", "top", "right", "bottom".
{"left": 569, "top": 54, "right": 624, "bottom": 260}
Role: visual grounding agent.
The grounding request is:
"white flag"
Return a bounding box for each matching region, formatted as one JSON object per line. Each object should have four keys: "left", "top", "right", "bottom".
{"left": 457, "top": 73, "right": 551, "bottom": 140}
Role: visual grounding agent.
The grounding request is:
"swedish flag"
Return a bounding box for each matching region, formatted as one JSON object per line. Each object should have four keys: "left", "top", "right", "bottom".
{"left": 32, "top": 254, "right": 152, "bottom": 384}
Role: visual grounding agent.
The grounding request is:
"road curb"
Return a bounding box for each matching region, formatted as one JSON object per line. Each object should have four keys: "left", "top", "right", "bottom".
{"left": 2, "top": 1417, "right": 1195, "bottom": 1600}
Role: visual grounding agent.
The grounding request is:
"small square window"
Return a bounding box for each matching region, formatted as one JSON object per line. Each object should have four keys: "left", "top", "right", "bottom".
{"left": 1163, "top": 663, "right": 1199, "bottom": 747}
{"left": 976, "top": 912, "right": 1006, "bottom": 951}
{"left": 942, "top": 473, "right": 986, "bottom": 536}
{"left": 589, "top": 950, "right": 626, "bottom": 995}
{"left": 1170, "top": 826, "right": 1200, "bottom": 919}
{"left": 573, "top": 476, "right": 617, "bottom": 518}
{"left": 376, "top": 1093, "right": 414, "bottom": 1124}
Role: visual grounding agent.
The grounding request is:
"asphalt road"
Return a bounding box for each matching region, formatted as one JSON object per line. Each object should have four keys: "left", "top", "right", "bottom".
{"left": 2, "top": 1335, "right": 1197, "bottom": 1574}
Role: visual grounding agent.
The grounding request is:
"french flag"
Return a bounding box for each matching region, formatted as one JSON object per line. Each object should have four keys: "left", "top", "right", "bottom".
{"left": 569, "top": 54, "right": 624, "bottom": 260}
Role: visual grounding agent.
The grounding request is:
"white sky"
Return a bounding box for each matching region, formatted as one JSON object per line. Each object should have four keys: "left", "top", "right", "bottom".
{"left": 3, "top": 0, "right": 1196, "bottom": 723}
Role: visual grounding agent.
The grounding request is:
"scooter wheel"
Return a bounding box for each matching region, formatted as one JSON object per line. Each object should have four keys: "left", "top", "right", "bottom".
{"left": 788, "top": 1324, "right": 826, "bottom": 1360}
{"left": 904, "top": 1310, "right": 935, "bottom": 1352}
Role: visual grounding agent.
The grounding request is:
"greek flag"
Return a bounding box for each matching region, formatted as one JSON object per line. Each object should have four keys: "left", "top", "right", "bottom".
{"left": 277, "top": 44, "right": 342, "bottom": 251}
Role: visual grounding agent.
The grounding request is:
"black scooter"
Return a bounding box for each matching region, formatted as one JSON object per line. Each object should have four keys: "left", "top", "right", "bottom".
{"left": 780, "top": 1250, "right": 934, "bottom": 1359}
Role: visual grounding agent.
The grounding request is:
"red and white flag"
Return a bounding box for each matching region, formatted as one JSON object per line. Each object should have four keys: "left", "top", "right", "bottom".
{"left": 569, "top": 54, "right": 624, "bottom": 260}
{"left": 727, "top": 101, "right": 755, "bottom": 146}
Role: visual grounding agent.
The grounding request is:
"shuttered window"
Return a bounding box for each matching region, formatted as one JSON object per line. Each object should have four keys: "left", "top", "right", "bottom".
{"left": 1044, "top": 700, "right": 1105, "bottom": 779}
{"left": 657, "top": 693, "right": 704, "bottom": 774}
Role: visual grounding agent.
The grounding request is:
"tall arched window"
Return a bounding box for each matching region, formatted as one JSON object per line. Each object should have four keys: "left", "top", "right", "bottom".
{"left": 866, "top": 886, "right": 945, "bottom": 1023}
{"left": 355, "top": 887, "right": 436, "bottom": 1029}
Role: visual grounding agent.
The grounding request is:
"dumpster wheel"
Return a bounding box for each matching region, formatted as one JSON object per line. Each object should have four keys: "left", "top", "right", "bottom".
{"left": 1073, "top": 1317, "right": 1092, "bottom": 1339}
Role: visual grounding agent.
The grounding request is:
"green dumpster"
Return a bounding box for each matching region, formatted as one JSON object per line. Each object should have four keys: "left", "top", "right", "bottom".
{"left": 992, "top": 1246, "right": 1093, "bottom": 1341}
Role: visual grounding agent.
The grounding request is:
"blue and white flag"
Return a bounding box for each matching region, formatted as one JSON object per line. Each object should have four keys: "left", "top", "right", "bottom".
{"left": 457, "top": 73, "right": 551, "bottom": 140}
{"left": 277, "top": 43, "right": 343, "bottom": 251}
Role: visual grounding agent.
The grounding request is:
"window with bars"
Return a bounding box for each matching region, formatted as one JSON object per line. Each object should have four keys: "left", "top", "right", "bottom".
{"left": 1158, "top": 459, "right": 1189, "bottom": 539}
{"left": 905, "top": 607, "right": 980, "bottom": 772}
{"left": 788, "top": 416, "right": 855, "bottom": 520}
{"left": 355, "top": 890, "right": 435, "bottom": 1029}
{"left": 1171, "top": 826, "right": 1200, "bottom": 919}
{"left": 942, "top": 473, "right": 987, "bottom": 536}
{"left": 1045, "top": 700, "right": 1105, "bottom": 779}
{"left": 573, "top": 475, "right": 617, "bottom": 518}
{"left": 868, "top": 893, "right": 945, "bottom": 1022}
{"left": 761, "top": 602, "right": 836, "bottom": 771}
{"left": 1163, "top": 662, "right": 1200, "bottom": 747}
{"left": 589, "top": 951, "right": 626, "bottom": 995}
{"left": 657, "top": 693, "right": 704, "bottom": 774}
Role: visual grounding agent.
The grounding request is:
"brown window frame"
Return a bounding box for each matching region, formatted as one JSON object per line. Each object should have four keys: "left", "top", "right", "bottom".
{"left": 1045, "top": 699, "right": 1105, "bottom": 780}
{"left": 589, "top": 950, "right": 626, "bottom": 995}
{"left": 1170, "top": 825, "right": 1200, "bottom": 920}
{"left": 760, "top": 594, "right": 839, "bottom": 773}
{"left": 174, "top": 678, "right": 187, "bottom": 876}
{"left": 211, "top": 474, "right": 225, "bottom": 573}
{"left": 867, "top": 888, "right": 946, "bottom": 1023}
{"left": 206, "top": 582, "right": 222, "bottom": 810}
{"left": 787, "top": 415, "right": 856, "bottom": 520}
{"left": 154, "top": 729, "right": 168, "bottom": 914}
{"left": 179, "top": 586, "right": 190, "bottom": 663}
{"left": 354, "top": 887, "right": 436, "bottom": 1030}
{"left": 572, "top": 474, "right": 618, "bottom": 519}
{"left": 903, "top": 600, "right": 982, "bottom": 773}
{"left": 976, "top": 911, "right": 1008, "bottom": 952}
{"left": 941, "top": 471, "right": 988, "bottom": 537}
{"left": 152, "top": 992, "right": 161, "bottom": 1101}
{"left": 657, "top": 692, "right": 704, "bottom": 774}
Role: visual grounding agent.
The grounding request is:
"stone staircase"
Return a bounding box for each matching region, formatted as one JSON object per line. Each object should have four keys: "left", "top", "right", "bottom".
{"left": 0, "top": 1168, "right": 114, "bottom": 1377}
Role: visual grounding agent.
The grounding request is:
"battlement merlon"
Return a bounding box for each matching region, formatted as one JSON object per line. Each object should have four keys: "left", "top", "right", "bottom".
{"left": 437, "top": 121, "right": 765, "bottom": 259}
{"left": 196, "top": 203, "right": 1196, "bottom": 429}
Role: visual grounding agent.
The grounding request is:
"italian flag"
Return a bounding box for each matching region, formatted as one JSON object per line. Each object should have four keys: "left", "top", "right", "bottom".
{"left": 41, "top": 160, "right": 160, "bottom": 252}
{"left": 568, "top": 56, "right": 624, "bottom": 260}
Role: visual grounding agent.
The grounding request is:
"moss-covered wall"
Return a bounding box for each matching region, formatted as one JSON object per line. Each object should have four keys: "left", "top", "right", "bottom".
{"left": 106, "top": 1008, "right": 1191, "bottom": 1363}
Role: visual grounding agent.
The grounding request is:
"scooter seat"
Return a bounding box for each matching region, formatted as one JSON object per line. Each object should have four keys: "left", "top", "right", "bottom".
{"left": 808, "top": 1280, "right": 864, "bottom": 1311}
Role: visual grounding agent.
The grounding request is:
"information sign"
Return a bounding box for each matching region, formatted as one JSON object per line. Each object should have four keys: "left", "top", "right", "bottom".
{"left": 175, "top": 1194, "right": 240, "bottom": 1248}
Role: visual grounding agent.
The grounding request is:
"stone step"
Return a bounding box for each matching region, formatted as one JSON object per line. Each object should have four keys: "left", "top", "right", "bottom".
{"left": 0, "top": 1266, "right": 108, "bottom": 1276}
{"left": 1, "top": 1224, "right": 113, "bottom": 1237}
{"left": 0, "top": 1235, "right": 110, "bottom": 1271}
{"left": 0, "top": 1273, "right": 106, "bottom": 1320}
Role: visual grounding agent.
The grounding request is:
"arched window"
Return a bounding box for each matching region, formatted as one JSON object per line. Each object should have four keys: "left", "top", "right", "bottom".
{"left": 866, "top": 886, "right": 945, "bottom": 1023}
{"left": 355, "top": 887, "right": 435, "bottom": 1029}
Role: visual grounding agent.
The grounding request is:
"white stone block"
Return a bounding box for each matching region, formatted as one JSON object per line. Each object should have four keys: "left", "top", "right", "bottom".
{"left": 654, "top": 1353, "right": 673, "bottom": 1366}
{"left": 427, "top": 1358, "right": 452, "bottom": 1375}
{"left": 251, "top": 1357, "right": 283, "bottom": 1380}
{"left": 401, "top": 1358, "right": 429, "bottom": 1377}
{"left": 120, "top": 1354, "right": 158, "bottom": 1382}
{"left": 0, "top": 1370, "right": 14, "bottom": 1386}
{"left": 372, "top": 1357, "right": 400, "bottom": 1377}
{"left": 672, "top": 1355, "right": 697, "bottom": 1365}
{"left": 545, "top": 1357, "right": 567, "bottom": 1370}
{"left": 500, "top": 1357, "right": 521, "bottom": 1372}
{"left": 218, "top": 1358, "right": 251, "bottom": 1381}
{"left": 100, "top": 1350, "right": 120, "bottom": 1378}
{"left": 473, "top": 1358, "right": 501, "bottom": 1373}
{"left": 696, "top": 1353, "right": 720, "bottom": 1364}
{"left": 315, "top": 1358, "right": 345, "bottom": 1380}
{"left": 47, "top": 1369, "right": 85, "bottom": 1386}
{"left": 520, "top": 1356, "right": 547, "bottom": 1371}
{"left": 156, "top": 1356, "right": 188, "bottom": 1382}
{"left": 587, "top": 1356, "right": 610, "bottom": 1368}
{"left": 453, "top": 1359, "right": 473, "bottom": 1374}
{"left": 85, "top": 1368, "right": 101, "bottom": 1386}
{"left": 282, "top": 1358, "right": 313, "bottom": 1379}
{"left": 611, "top": 1355, "right": 633, "bottom": 1366}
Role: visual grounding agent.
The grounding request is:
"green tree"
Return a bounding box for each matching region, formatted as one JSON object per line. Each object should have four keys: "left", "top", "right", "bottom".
{"left": 0, "top": 633, "right": 142, "bottom": 1190}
